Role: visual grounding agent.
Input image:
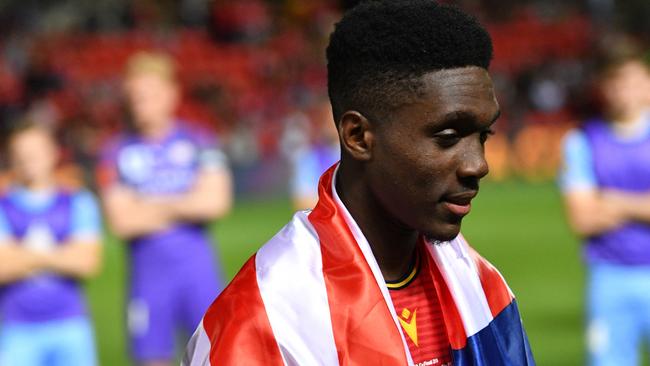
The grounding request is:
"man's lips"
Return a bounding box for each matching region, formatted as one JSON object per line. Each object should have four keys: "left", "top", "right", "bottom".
{"left": 441, "top": 191, "right": 478, "bottom": 216}
{"left": 444, "top": 201, "right": 472, "bottom": 216}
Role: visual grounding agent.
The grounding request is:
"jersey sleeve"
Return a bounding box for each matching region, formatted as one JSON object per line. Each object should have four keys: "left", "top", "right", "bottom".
{"left": 0, "top": 206, "right": 12, "bottom": 244}
{"left": 558, "top": 129, "right": 598, "bottom": 192}
{"left": 69, "top": 190, "right": 102, "bottom": 243}
{"left": 195, "top": 128, "right": 229, "bottom": 173}
{"left": 291, "top": 149, "right": 321, "bottom": 199}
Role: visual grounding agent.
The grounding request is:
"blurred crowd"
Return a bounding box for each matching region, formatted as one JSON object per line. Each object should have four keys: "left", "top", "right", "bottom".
{"left": 0, "top": 0, "right": 647, "bottom": 196}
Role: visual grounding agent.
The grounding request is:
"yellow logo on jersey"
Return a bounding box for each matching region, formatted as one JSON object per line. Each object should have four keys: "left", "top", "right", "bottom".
{"left": 398, "top": 308, "right": 418, "bottom": 346}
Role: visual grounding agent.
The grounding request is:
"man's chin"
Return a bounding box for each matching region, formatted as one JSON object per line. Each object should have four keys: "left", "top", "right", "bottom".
{"left": 421, "top": 222, "right": 461, "bottom": 243}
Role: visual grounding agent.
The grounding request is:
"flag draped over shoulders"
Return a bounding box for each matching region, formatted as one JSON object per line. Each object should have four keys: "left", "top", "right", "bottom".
{"left": 183, "top": 165, "right": 535, "bottom": 366}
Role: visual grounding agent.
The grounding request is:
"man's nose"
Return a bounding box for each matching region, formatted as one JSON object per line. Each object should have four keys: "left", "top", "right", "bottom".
{"left": 457, "top": 138, "right": 489, "bottom": 180}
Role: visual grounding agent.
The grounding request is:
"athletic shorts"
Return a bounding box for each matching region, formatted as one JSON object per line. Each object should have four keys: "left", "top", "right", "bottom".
{"left": 0, "top": 316, "right": 97, "bottom": 366}
{"left": 587, "top": 264, "right": 650, "bottom": 366}
{"left": 128, "top": 260, "right": 223, "bottom": 362}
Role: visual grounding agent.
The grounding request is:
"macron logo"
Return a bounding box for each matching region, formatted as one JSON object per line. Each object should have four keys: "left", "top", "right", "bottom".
{"left": 398, "top": 308, "right": 418, "bottom": 346}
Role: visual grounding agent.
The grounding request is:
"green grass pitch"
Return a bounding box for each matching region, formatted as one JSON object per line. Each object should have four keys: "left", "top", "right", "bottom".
{"left": 86, "top": 181, "right": 587, "bottom": 365}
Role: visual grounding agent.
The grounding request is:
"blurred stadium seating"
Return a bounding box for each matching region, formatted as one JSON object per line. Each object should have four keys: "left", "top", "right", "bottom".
{"left": 2, "top": 0, "right": 644, "bottom": 190}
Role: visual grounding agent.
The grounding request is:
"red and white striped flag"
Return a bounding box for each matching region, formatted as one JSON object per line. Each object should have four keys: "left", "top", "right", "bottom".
{"left": 183, "top": 165, "right": 535, "bottom": 365}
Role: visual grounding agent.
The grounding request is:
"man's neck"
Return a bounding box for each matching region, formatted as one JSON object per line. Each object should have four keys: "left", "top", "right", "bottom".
{"left": 18, "top": 178, "right": 55, "bottom": 193}
{"left": 335, "top": 163, "right": 419, "bottom": 282}
{"left": 610, "top": 108, "right": 649, "bottom": 139}
{"left": 139, "top": 118, "right": 175, "bottom": 141}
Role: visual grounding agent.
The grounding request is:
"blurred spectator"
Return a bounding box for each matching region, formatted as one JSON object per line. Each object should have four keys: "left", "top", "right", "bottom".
{"left": 285, "top": 99, "right": 339, "bottom": 209}
{"left": 0, "top": 121, "right": 103, "bottom": 366}
{"left": 559, "top": 50, "right": 650, "bottom": 365}
{"left": 96, "top": 51, "right": 232, "bottom": 366}
{"left": 209, "top": 0, "right": 272, "bottom": 43}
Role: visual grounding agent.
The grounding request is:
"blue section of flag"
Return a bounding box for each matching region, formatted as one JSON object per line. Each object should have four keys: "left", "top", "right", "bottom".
{"left": 452, "top": 300, "right": 535, "bottom": 366}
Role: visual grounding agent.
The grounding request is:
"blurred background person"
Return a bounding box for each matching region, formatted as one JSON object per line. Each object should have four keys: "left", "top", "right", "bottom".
{"left": 559, "top": 50, "right": 650, "bottom": 366}
{"left": 0, "top": 121, "right": 102, "bottom": 366}
{"left": 285, "top": 98, "right": 340, "bottom": 210}
{"left": 96, "top": 52, "right": 232, "bottom": 366}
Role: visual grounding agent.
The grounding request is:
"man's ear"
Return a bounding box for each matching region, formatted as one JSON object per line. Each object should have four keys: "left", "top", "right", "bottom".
{"left": 338, "top": 111, "right": 374, "bottom": 161}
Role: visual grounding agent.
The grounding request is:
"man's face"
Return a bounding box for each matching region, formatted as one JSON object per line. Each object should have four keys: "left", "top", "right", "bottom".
{"left": 124, "top": 73, "right": 179, "bottom": 132}
{"left": 9, "top": 128, "right": 58, "bottom": 186}
{"left": 602, "top": 60, "right": 650, "bottom": 116}
{"left": 365, "top": 66, "right": 499, "bottom": 241}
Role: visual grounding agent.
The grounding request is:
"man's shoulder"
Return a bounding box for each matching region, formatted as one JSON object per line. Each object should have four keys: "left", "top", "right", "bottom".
{"left": 208, "top": 256, "right": 261, "bottom": 312}
{"left": 462, "top": 241, "right": 515, "bottom": 315}
{"left": 255, "top": 211, "right": 321, "bottom": 270}
{"left": 199, "top": 212, "right": 330, "bottom": 362}
{"left": 99, "top": 131, "right": 139, "bottom": 159}
{"left": 209, "top": 211, "right": 321, "bottom": 309}
{"left": 462, "top": 241, "right": 507, "bottom": 284}
{"left": 0, "top": 186, "right": 13, "bottom": 201}
{"left": 67, "top": 189, "right": 99, "bottom": 211}
{"left": 562, "top": 128, "right": 590, "bottom": 153}
{"left": 219, "top": 211, "right": 317, "bottom": 277}
{"left": 173, "top": 121, "right": 218, "bottom": 145}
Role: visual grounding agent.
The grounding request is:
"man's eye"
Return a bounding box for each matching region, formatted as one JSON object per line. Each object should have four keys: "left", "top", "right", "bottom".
{"left": 480, "top": 129, "right": 495, "bottom": 144}
{"left": 434, "top": 129, "right": 460, "bottom": 147}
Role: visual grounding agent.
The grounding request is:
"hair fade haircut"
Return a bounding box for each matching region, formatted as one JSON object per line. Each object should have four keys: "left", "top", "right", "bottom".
{"left": 326, "top": 0, "right": 493, "bottom": 123}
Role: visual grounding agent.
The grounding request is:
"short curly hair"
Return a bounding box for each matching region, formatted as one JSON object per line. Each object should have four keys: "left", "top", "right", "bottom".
{"left": 326, "top": 0, "right": 493, "bottom": 122}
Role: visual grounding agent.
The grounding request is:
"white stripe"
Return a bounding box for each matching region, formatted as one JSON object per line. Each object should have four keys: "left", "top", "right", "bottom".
{"left": 427, "top": 235, "right": 493, "bottom": 337}
{"left": 256, "top": 211, "right": 339, "bottom": 366}
{"left": 182, "top": 320, "right": 212, "bottom": 366}
{"left": 330, "top": 166, "right": 415, "bottom": 366}
{"left": 457, "top": 234, "right": 514, "bottom": 299}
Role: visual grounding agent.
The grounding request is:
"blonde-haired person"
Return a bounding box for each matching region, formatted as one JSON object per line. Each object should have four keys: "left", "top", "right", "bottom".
{"left": 0, "top": 121, "right": 103, "bottom": 366}
{"left": 560, "top": 52, "right": 650, "bottom": 366}
{"left": 97, "top": 51, "right": 233, "bottom": 366}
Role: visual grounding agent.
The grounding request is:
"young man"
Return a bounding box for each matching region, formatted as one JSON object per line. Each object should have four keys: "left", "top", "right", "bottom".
{"left": 559, "top": 53, "right": 650, "bottom": 366}
{"left": 290, "top": 101, "right": 340, "bottom": 210}
{"left": 184, "top": 1, "right": 534, "bottom": 365}
{"left": 0, "top": 122, "right": 102, "bottom": 366}
{"left": 98, "top": 52, "right": 233, "bottom": 366}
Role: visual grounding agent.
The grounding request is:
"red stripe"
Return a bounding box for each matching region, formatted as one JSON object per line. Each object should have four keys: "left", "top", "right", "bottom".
{"left": 308, "top": 166, "right": 408, "bottom": 365}
{"left": 467, "top": 245, "right": 514, "bottom": 318}
{"left": 421, "top": 241, "right": 468, "bottom": 350}
{"left": 202, "top": 255, "right": 284, "bottom": 365}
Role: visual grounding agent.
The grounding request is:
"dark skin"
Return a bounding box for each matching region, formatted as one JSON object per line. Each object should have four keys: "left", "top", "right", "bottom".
{"left": 335, "top": 66, "right": 500, "bottom": 281}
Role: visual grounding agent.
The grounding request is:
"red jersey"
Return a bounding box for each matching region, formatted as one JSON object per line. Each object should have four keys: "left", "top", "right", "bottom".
{"left": 388, "top": 253, "right": 452, "bottom": 366}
